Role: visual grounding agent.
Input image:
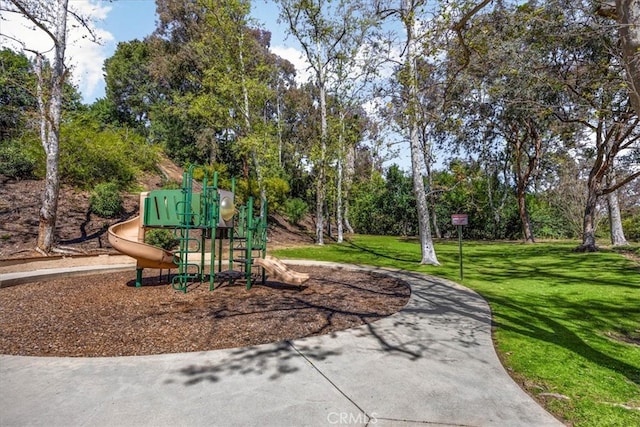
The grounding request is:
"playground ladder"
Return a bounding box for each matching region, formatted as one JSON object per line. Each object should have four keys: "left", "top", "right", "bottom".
{"left": 231, "top": 197, "right": 268, "bottom": 289}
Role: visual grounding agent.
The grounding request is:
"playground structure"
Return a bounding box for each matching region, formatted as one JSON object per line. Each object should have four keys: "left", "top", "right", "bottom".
{"left": 108, "top": 166, "right": 309, "bottom": 292}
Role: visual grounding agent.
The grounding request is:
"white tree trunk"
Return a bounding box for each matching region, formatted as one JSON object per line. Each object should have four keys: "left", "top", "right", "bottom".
{"left": 405, "top": 6, "right": 439, "bottom": 265}
{"left": 316, "top": 40, "right": 327, "bottom": 245}
{"left": 237, "top": 30, "right": 266, "bottom": 202}
{"left": 34, "top": 0, "right": 69, "bottom": 253}
{"left": 607, "top": 174, "right": 628, "bottom": 246}
{"left": 336, "top": 121, "right": 344, "bottom": 243}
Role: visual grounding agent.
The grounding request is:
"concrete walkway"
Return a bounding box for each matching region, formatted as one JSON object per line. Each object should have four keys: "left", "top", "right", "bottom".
{"left": 0, "top": 261, "right": 562, "bottom": 426}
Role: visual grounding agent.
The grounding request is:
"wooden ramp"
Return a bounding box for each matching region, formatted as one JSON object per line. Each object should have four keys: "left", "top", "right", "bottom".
{"left": 253, "top": 255, "right": 310, "bottom": 286}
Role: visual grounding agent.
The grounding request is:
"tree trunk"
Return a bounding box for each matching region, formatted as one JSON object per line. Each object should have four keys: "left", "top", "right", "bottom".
{"left": 579, "top": 188, "right": 599, "bottom": 252}
{"left": 516, "top": 181, "right": 535, "bottom": 243}
{"left": 616, "top": 0, "right": 640, "bottom": 115}
{"left": 607, "top": 174, "right": 628, "bottom": 246}
{"left": 35, "top": 0, "right": 69, "bottom": 253}
{"left": 411, "top": 127, "right": 438, "bottom": 264}
{"left": 425, "top": 155, "right": 441, "bottom": 238}
{"left": 238, "top": 31, "right": 266, "bottom": 201}
{"left": 343, "top": 144, "right": 355, "bottom": 234}
{"left": 38, "top": 148, "right": 61, "bottom": 252}
{"left": 511, "top": 123, "right": 539, "bottom": 244}
{"left": 336, "top": 112, "right": 345, "bottom": 243}
{"left": 405, "top": 11, "right": 439, "bottom": 265}
{"left": 315, "top": 40, "right": 327, "bottom": 245}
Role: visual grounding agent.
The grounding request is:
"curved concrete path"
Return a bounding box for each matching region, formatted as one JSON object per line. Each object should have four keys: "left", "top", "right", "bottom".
{"left": 0, "top": 261, "right": 562, "bottom": 427}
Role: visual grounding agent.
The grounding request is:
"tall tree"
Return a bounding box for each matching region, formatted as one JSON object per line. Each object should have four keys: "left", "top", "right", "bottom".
{"left": 548, "top": 0, "right": 640, "bottom": 251}
{"left": 442, "top": 2, "right": 567, "bottom": 243}
{"left": 103, "top": 40, "right": 155, "bottom": 131}
{"left": 374, "top": 0, "right": 440, "bottom": 264}
{"left": 278, "top": 0, "right": 359, "bottom": 244}
{"left": 0, "top": 0, "right": 95, "bottom": 253}
{"left": 614, "top": 0, "right": 640, "bottom": 115}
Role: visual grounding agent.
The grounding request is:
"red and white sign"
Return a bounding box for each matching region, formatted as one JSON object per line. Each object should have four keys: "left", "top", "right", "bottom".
{"left": 451, "top": 214, "right": 468, "bottom": 226}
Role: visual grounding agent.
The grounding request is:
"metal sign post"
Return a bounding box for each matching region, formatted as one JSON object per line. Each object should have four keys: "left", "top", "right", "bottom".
{"left": 451, "top": 214, "right": 468, "bottom": 280}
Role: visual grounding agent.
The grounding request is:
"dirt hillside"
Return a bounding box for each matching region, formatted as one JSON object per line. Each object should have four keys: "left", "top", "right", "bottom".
{"left": 0, "top": 169, "right": 314, "bottom": 259}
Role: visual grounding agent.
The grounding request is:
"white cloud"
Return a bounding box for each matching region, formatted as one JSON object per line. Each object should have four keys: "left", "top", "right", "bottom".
{"left": 0, "top": 0, "right": 113, "bottom": 103}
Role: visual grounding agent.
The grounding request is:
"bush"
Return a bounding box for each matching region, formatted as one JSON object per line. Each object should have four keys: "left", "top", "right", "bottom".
{"left": 264, "top": 177, "right": 290, "bottom": 213}
{"left": 90, "top": 182, "right": 123, "bottom": 218}
{"left": 284, "top": 198, "right": 308, "bottom": 225}
{"left": 0, "top": 142, "right": 37, "bottom": 179}
{"left": 145, "top": 229, "right": 179, "bottom": 250}
{"left": 623, "top": 213, "right": 640, "bottom": 241}
{"left": 60, "top": 114, "right": 159, "bottom": 189}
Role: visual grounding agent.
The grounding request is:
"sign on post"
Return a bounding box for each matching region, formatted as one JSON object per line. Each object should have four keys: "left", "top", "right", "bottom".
{"left": 451, "top": 214, "right": 468, "bottom": 280}
{"left": 451, "top": 214, "right": 468, "bottom": 226}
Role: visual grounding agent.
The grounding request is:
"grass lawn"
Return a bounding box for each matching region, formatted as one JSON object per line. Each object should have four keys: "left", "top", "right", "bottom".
{"left": 273, "top": 236, "right": 640, "bottom": 427}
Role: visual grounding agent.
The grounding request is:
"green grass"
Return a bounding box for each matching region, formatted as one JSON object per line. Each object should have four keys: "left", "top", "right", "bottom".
{"left": 273, "top": 236, "right": 640, "bottom": 426}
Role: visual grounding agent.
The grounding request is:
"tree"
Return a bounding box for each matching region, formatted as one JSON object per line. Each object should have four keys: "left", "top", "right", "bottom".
{"left": 613, "top": 0, "right": 640, "bottom": 115}
{"left": 441, "top": 2, "right": 566, "bottom": 243}
{"left": 103, "top": 40, "right": 155, "bottom": 132}
{"left": 546, "top": 1, "right": 640, "bottom": 251}
{"left": 0, "top": 0, "right": 95, "bottom": 253}
{"left": 373, "top": 0, "right": 440, "bottom": 264}
{"left": 0, "top": 48, "right": 36, "bottom": 142}
{"left": 278, "top": 0, "right": 365, "bottom": 244}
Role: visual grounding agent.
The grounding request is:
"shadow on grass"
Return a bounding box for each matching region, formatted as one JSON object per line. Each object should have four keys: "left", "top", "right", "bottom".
{"left": 489, "top": 294, "right": 640, "bottom": 386}
{"left": 464, "top": 246, "right": 639, "bottom": 289}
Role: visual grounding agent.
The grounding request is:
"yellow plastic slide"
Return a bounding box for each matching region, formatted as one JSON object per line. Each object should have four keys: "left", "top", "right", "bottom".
{"left": 107, "top": 216, "right": 177, "bottom": 269}
{"left": 253, "top": 255, "right": 310, "bottom": 286}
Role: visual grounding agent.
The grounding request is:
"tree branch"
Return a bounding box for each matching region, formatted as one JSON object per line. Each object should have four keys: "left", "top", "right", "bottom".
{"left": 8, "top": 0, "right": 58, "bottom": 44}
{"left": 601, "top": 170, "right": 640, "bottom": 195}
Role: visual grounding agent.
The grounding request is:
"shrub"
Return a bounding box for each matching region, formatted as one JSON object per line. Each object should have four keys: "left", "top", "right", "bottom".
{"left": 264, "top": 177, "right": 290, "bottom": 213}
{"left": 0, "top": 142, "right": 37, "bottom": 179}
{"left": 145, "top": 229, "right": 179, "bottom": 250}
{"left": 60, "top": 114, "right": 159, "bottom": 189}
{"left": 89, "top": 182, "right": 123, "bottom": 218}
{"left": 284, "top": 198, "right": 308, "bottom": 225}
{"left": 623, "top": 213, "right": 640, "bottom": 241}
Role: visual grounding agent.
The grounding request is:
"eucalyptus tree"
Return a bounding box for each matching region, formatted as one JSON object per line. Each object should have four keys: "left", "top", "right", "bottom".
{"left": 440, "top": 2, "right": 573, "bottom": 243}
{"left": 545, "top": 0, "right": 639, "bottom": 251}
{"left": 147, "top": 0, "right": 214, "bottom": 163}
{"left": 277, "top": 0, "right": 372, "bottom": 244}
{"left": 325, "top": 8, "right": 380, "bottom": 242}
{"left": 148, "top": 0, "right": 285, "bottom": 193}
{"left": 198, "top": 0, "right": 278, "bottom": 197}
{"left": 372, "top": 0, "right": 442, "bottom": 264}
{"left": 0, "top": 0, "right": 96, "bottom": 253}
